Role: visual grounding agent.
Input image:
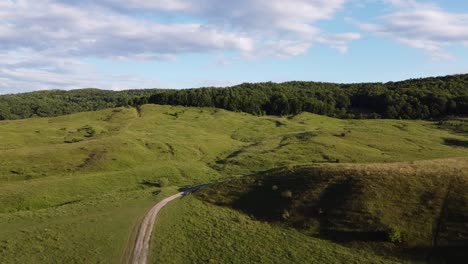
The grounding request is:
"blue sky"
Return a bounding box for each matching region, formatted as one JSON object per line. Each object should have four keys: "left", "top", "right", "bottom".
{"left": 1, "top": 0, "right": 468, "bottom": 94}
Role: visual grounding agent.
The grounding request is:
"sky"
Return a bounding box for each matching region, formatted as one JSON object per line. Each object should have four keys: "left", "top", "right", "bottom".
{"left": 1, "top": 0, "right": 468, "bottom": 94}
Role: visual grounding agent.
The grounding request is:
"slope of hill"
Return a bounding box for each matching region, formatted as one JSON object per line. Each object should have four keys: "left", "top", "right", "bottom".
{"left": 151, "top": 195, "right": 403, "bottom": 264}
{"left": 0, "top": 105, "right": 467, "bottom": 263}
{"left": 196, "top": 159, "right": 468, "bottom": 263}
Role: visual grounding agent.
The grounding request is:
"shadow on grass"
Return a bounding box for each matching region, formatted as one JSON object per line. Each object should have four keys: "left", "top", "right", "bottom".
{"left": 179, "top": 184, "right": 210, "bottom": 194}
{"left": 318, "top": 179, "right": 390, "bottom": 242}
{"left": 421, "top": 245, "right": 468, "bottom": 264}
{"left": 443, "top": 138, "right": 468, "bottom": 148}
{"left": 197, "top": 166, "right": 468, "bottom": 263}
{"left": 140, "top": 180, "right": 161, "bottom": 188}
{"left": 55, "top": 199, "right": 82, "bottom": 207}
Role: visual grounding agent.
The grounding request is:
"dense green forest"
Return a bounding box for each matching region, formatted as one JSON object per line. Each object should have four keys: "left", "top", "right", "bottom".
{"left": 1, "top": 74, "right": 467, "bottom": 120}
{"left": 148, "top": 74, "right": 468, "bottom": 119}
{"left": 0, "top": 89, "right": 162, "bottom": 120}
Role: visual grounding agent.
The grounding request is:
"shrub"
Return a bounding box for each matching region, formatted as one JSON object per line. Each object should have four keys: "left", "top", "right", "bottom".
{"left": 387, "top": 226, "right": 402, "bottom": 243}
{"left": 233, "top": 215, "right": 246, "bottom": 224}
{"left": 85, "top": 127, "right": 96, "bottom": 138}
{"left": 159, "top": 177, "right": 170, "bottom": 187}
{"left": 282, "top": 210, "right": 290, "bottom": 220}
{"left": 64, "top": 138, "right": 83, "bottom": 144}
{"left": 272, "top": 185, "right": 278, "bottom": 191}
{"left": 281, "top": 190, "right": 293, "bottom": 198}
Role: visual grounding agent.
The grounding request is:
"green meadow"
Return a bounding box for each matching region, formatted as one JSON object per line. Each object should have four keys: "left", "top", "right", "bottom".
{"left": 0, "top": 104, "right": 467, "bottom": 263}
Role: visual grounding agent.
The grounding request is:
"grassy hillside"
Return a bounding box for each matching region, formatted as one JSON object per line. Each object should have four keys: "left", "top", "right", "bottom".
{"left": 197, "top": 158, "right": 468, "bottom": 263}
{"left": 0, "top": 105, "right": 467, "bottom": 263}
{"left": 1, "top": 105, "right": 467, "bottom": 213}
{"left": 151, "top": 196, "right": 403, "bottom": 264}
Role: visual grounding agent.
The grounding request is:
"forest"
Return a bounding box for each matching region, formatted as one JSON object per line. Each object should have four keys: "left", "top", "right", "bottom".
{"left": 148, "top": 74, "right": 468, "bottom": 119}
{"left": 0, "top": 88, "right": 163, "bottom": 120}
{"left": 1, "top": 74, "right": 467, "bottom": 120}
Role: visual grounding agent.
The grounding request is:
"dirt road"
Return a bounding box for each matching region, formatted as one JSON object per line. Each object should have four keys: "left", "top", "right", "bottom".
{"left": 130, "top": 192, "right": 183, "bottom": 264}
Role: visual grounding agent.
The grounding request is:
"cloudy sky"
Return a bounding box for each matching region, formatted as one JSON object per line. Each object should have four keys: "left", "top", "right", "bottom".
{"left": 1, "top": 0, "right": 468, "bottom": 94}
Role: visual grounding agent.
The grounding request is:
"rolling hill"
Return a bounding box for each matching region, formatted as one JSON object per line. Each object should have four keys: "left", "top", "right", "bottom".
{"left": 196, "top": 158, "right": 468, "bottom": 263}
{"left": 0, "top": 104, "right": 467, "bottom": 263}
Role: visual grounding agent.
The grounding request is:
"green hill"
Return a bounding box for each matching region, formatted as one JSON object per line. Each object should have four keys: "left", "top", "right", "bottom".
{"left": 197, "top": 159, "right": 468, "bottom": 263}
{"left": 0, "top": 105, "right": 467, "bottom": 263}
{"left": 151, "top": 195, "right": 403, "bottom": 264}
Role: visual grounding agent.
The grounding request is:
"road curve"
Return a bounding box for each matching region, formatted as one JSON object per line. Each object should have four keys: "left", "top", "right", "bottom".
{"left": 131, "top": 192, "right": 183, "bottom": 264}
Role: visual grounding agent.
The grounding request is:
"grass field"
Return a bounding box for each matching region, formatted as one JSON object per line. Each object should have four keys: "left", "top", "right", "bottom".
{"left": 0, "top": 105, "right": 467, "bottom": 263}
{"left": 0, "top": 189, "right": 164, "bottom": 264}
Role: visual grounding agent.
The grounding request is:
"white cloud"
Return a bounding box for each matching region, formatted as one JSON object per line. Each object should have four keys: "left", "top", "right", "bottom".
{"left": 0, "top": 0, "right": 360, "bottom": 93}
{"left": 105, "top": 0, "right": 359, "bottom": 55}
{"left": 267, "top": 41, "right": 312, "bottom": 58}
{"left": 317, "top": 33, "right": 362, "bottom": 53}
{"left": 0, "top": 49, "right": 160, "bottom": 94}
{"left": 110, "top": 0, "right": 193, "bottom": 12}
{"left": 0, "top": 1, "right": 255, "bottom": 58}
{"left": 360, "top": 0, "right": 468, "bottom": 60}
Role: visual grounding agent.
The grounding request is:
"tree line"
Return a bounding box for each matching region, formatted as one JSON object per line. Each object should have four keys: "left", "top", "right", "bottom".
{"left": 148, "top": 74, "right": 468, "bottom": 119}
{"left": 0, "top": 88, "right": 163, "bottom": 120}
{"left": 1, "top": 74, "right": 467, "bottom": 120}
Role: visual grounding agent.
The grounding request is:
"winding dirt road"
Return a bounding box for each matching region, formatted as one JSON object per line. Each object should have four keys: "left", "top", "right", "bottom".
{"left": 130, "top": 192, "right": 183, "bottom": 264}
